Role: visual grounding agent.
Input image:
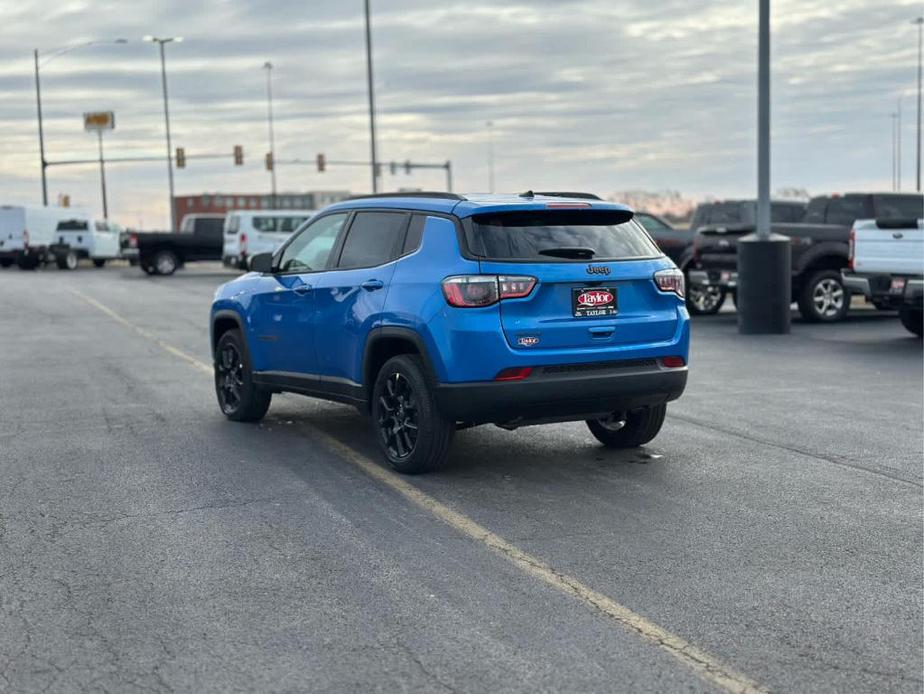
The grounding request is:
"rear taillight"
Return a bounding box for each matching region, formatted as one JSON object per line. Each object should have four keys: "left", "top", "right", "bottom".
{"left": 442, "top": 275, "right": 536, "bottom": 307}
{"left": 494, "top": 366, "right": 533, "bottom": 381}
{"left": 661, "top": 356, "right": 686, "bottom": 368}
{"left": 848, "top": 226, "right": 855, "bottom": 270}
{"left": 653, "top": 268, "right": 685, "bottom": 298}
{"left": 240, "top": 232, "right": 248, "bottom": 252}
{"left": 22, "top": 229, "right": 29, "bottom": 248}
{"left": 129, "top": 232, "right": 138, "bottom": 248}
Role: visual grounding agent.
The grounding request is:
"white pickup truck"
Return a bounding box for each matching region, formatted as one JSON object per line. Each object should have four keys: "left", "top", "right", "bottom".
{"left": 842, "top": 218, "right": 923, "bottom": 336}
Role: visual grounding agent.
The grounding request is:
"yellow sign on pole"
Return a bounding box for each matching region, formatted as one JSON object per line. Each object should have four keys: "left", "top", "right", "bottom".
{"left": 83, "top": 111, "right": 115, "bottom": 131}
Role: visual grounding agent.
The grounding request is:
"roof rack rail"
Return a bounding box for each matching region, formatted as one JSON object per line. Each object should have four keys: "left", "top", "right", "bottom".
{"left": 533, "top": 191, "right": 602, "bottom": 200}
{"left": 346, "top": 191, "right": 465, "bottom": 201}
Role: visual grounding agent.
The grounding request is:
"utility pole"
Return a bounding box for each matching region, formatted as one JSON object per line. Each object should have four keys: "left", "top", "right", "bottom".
{"left": 892, "top": 112, "right": 899, "bottom": 191}
{"left": 897, "top": 95, "right": 903, "bottom": 191}
{"left": 34, "top": 50, "right": 48, "bottom": 206}
{"left": 263, "top": 61, "right": 277, "bottom": 205}
{"left": 364, "top": 0, "right": 379, "bottom": 193}
{"left": 145, "top": 36, "right": 182, "bottom": 231}
{"left": 914, "top": 16, "right": 923, "bottom": 191}
{"left": 486, "top": 120, "right": 495, "bottom": 193}
{"left": 96, "top": 130, "right": 109, "bottom": 218}
{"left": 737, "top": 0, "right": 790, "bottom": 335}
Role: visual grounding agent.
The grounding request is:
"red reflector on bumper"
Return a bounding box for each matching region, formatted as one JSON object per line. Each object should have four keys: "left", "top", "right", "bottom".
{"left": 494, "top": 367, "right": 533, "bottom": 381}
{"left": 661, "top": 356, "right": 685, "bottom": 368}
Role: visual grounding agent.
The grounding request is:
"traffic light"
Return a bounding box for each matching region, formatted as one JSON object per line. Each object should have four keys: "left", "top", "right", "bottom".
{"left": 265, "top": 152, "right": 274, "bottom": 171}
{"left": 233, "top": 145, "right": 243, "bottom": 166}
{"left": 175, "top": 147, "right": 186, "bottom": 168}
{"left": 316, "top": 153, "right": 326, "bottom": 172}
{"left": 389, "top": 161, "right": 396, "bottom": 175}
{"left": 405, "top": 160, "right": 412, "bottom": 174}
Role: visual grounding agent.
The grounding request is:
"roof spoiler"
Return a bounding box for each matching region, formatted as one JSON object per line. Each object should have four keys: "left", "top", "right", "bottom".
{"left": 530, "top": 191, "right": 602, "bottom": 200}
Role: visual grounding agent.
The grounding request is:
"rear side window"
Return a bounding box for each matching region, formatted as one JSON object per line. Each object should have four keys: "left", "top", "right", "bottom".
{"left": 403, "top": 215, "right": 426, "bottom": 253}
{"left": 804, "top": 197, "right": 828, "bottom": 223}
{"left": 873, "top": 195, "right": 923, "bottom": 219}
{"left": 825, "top": 196, "right": 869, "bottom": 226}
{"left": 467, "top": 210, "right": 660, "bottom": 261}
{"left": 57, "top": 219, "right": 88, "bottom": 231}
{"left": 225, "top": 216, "right": 240, "bottom": 235}
{"left": 635, "top": 214, "right": 672, "bottom": 233}
{"left": 337, "top": 212, "right": 408, "bottom": 269}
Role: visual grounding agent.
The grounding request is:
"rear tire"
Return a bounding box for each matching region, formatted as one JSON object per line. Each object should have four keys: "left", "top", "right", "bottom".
{"left": 372, "top": 354, "right": 453, "bottom": 474}
{"left": 16, "top": 255, "right": 39, "bottom": 270}
{"left": 899, "top": 306, "right": 923, "bottom": 337}
{"left": 153, "top": 250, "right": 179, "bottom": 275}
{"left": 0, "top": 258, "right": 12, "bottom": 268}
{"left": 214, "top": 330, "right": 271, "bottom": 421}
{"left": 686, "top": 282, "right": 725, "bottom": 315}
{"left": 92, "top": 258, "right": 106, "bottom": 268}
{"left": 798, "top": 270, "right": 849, "bottom": 322}
{"left": 586, "top": 403, "right": 667, "bottom": 448}
{"left": 56, "top": 250, "right": 78, "bottom": 270}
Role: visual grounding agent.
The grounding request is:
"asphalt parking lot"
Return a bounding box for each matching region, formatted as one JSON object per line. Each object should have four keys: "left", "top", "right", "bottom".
{"left": 1, "top": 262, "right": 921, "bottom": 693}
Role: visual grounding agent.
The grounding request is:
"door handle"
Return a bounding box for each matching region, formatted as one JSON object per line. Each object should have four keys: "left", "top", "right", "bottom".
{"left": 293, "top": 284, "right": 312, "bottom": 295}
{"left": 588, "top": 327, "right": 615, "bottom": 338}
{"left": 892, "top": 232, "right": 904, "bottom": 239}
{"left": 361, "top": 279, "right": 384, "bottom": 291}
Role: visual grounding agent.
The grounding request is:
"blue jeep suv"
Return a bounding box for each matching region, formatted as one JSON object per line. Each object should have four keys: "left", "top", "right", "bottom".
{"left": 210, "top": 192, "right": 689, "bottom": 473}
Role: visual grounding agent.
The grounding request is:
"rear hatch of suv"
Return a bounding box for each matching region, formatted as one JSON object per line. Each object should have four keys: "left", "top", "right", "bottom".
{"left": 467, "top": 208, "right": 680, "bottom": 351}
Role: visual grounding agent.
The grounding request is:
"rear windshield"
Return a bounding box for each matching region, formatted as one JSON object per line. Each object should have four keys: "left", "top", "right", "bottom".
{"left": 467, "top": 210, "right": 660, "bottom": 261}
{"left": 874, "top": 194, "right": 923, "bottom": 219}
{"left": 57, "top": 219, "right": 88, "bottom": 231}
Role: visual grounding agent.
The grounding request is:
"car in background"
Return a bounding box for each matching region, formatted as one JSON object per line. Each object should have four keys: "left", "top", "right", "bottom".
{"left": 129, "top": 223, "right": 224, "bottom": 275}
{"left": 222, "top": 210, "right": 315, "bottom": 270}
{"left": 688, "top": 199, "right": 806, "bottom": 232}
{"left": 843, "top": 217, "right": 923, "bottom": 336}
{"left": 210, "top": 192, "right": 689, "bottom": 474}
{"left": 634, "top": 211, "right": 726, "bottom": 315}
{"left": 0, "top": 205, "right": 78, "bottom": 270}
{"left": 179, "top": 214, "right": 226, "bottom": 235}
{"left": 690, "top": 193, "right": 923, "bottom": 322}
{"left": 52, "top": 215, "right": 123, "bottom": 270}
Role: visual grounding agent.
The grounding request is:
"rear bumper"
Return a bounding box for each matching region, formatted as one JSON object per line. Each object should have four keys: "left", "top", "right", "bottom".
{"left": 842, "top": 272, "right": 923, "bottom": 308}
{"left": 688, "top": 269, "right": 737, "bottom": 289}
{"left": 434, "top": 362, "right": 687, "bottom": 425}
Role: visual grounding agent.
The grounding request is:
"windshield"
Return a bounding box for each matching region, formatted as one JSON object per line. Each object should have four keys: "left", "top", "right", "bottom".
{"left": 468, "top": 210, "right": 660, "bottom": 261}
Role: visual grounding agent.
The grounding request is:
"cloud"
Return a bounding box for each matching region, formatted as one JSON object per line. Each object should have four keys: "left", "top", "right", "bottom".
{"left": 0, "top": 0, "right": 918, "bottom": 227}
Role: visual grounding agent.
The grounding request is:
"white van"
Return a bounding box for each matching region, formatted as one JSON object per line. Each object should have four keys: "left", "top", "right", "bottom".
{"left": 222, "top": 210, "right": 315, "bottom": 269}
{"left": 53, "top": 214, "right": 123, "bottom": 269}
{"left": 0, "top": 205, "right": 78, "bottom": 270}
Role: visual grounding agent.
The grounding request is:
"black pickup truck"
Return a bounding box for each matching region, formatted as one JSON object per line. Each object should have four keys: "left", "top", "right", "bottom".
{"left": 123, "top": 225, "right": 224, "bottom": 275}
{"left": 688, "top": 193, "right": 924, "bottom": 322}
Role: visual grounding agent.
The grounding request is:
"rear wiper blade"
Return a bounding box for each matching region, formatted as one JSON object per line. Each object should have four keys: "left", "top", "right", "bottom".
{"left": 537, "top": 246, "right": 596, "bottom": 259}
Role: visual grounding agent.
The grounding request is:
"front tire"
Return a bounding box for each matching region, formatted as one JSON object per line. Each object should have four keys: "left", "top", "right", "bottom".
{"left": 214, "top": 330, "right": 271, "bottom": 421}
{"left": 798, "top": 270, "right": 849, "bottom": 322}
{"left": 686, "top": 282, "right": 726, "bottom": 315}
{"left": 586, "top": 404, "right": 667, "bottom": 448}
{"left": 899, "top": 306, "right": 923, "bottom": 337}
{"left": 153, "top": 250, "right": 179, "bottom": 275}
{"left": 92, "top": 258, "right": 106, "bottom": 268}
{"left": 16, "top": 254, "right": 40, "bottom": 270}
{"left": 372, "top": 355, "right": 453, "bottom": 474}
{"left": 0, "top": 258, "right": 13, "bottom": 268}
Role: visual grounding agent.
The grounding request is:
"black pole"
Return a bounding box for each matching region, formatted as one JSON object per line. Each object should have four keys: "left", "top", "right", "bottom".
{"left": 364, "top": 0, "right": 379, "bottom": 193}
{"left": 34, "top": 49, "right": 48, "bottom": 206}
{"left": 915, "top": 17, "right": 922, "bottom": 192}
{"left": 264, "top": 62, "right": 278, "bottom": 206}
{"left": 157, "top": 41, "right": 176, "bottom": 231}
{"left": 97, "top": 130, "right": 108, "bottom": 219}
{"left": 445, "top": 161, "right": 452, "bottom": 192}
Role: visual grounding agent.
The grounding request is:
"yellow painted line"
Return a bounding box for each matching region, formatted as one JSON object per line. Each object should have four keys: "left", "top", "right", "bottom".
{"left": 69, "top": 286, "right": 767, "bottom": 694}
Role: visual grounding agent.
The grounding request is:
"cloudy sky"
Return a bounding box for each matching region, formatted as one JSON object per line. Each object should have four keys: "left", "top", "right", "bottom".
{"left": 0, "top": 0, "right": 921, "bottom": 227}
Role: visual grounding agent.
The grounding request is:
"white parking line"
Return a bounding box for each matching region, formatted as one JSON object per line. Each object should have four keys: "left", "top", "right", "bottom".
{"left": 68, "top": 286, "right": 767, "bottom": 694}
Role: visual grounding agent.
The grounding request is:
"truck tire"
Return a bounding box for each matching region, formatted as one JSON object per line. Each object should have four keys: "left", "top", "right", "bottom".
{"left": 899, "top": 306, "right": 923, "bottom": 337}
{"left": 372, "top": 354, "right": 454, "bottom": 474}
{"left": 56, "top": 250, "right": 78, "bottom": 270}
{"left": 92, "top": 259, "right": 106, "bottom": 268}
{"left": 0, "top": 258, "right": 12, "bottom": 268}
{"left": 140, "top": 262, "right": 155, "bottom": 275}
{"left": 214, "top": 330, "right": 272, "bottom": 421}
{"left": 16, "top": 254, "right": 39, "bottom": 271}
{"left": 798, "top": 270, "right": 850, "bottom": 323}
{"left": 586, "top": 404, "right": 666, "bottom": 448}
{"left": 153, "top": 250, "right": 179, "bottom": 275}
{"left": 686, "top": 283, "right": 725, "bottom": 315}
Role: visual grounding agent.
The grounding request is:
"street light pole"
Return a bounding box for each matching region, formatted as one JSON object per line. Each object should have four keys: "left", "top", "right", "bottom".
{"left": 914, "top": 16, "right": 923, "bottom": 192}
{"left": 145, "top": 36, "right": 182, "bottom": 231}
{"left": 364, "top": 0, "right": 379, "bottom": 193}
{"left": 97, "top": 130, "right": 108, "bottom": 219}
{"left": 892, "top": 112, "right": 899, "bottom": 191}
{"left": 263, "top": 61, "right": 278, "bottom": 205}
{"left": 486, "top": 120, "right": 495, "bottom": 193}
{"left": 897, "top": 95, "right": 903, "bottom": 191}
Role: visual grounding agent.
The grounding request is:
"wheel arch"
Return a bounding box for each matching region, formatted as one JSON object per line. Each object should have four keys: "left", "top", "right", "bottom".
{"left": 362, "top": 327, "right": 439, "bottom": 410}
{"left": 211, "top": 309, "right": 244, "bottom": 359}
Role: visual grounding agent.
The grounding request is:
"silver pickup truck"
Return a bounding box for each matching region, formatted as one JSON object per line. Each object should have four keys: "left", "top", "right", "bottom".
{"left": 842, "top": 218, "right": 923, "bottom": 337}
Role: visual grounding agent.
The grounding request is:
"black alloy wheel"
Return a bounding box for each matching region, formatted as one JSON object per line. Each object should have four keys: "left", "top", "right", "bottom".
{"left": 213, "top": 329, "right": 272, "bottom": 421}
{"left": 377, "top": 372, "right": 419, "bottom": 460}
{"left": 216, "top": 340, "right": 245, "bottom": 415}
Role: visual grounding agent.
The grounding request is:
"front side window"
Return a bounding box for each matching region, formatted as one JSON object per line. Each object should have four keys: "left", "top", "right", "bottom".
{"left": 57, "top": 219, "right": 88, "bottom": 231}
{"left": 337, "top": 212, "right": 408, "bottom": 269}
{"left": 277, "top": 213, "right": 348, "bottom": 273}
{"left": 826, "top": 196, "right": 869, "bottom": 226}
{"left": 468, "top": 210, "right": 660, "bottom": 261}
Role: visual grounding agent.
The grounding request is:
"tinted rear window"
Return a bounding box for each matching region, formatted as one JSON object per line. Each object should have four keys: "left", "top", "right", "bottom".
{"left": 874, "top": 195, "right": 923, "bottom": 219}
{"left": 468, "top": 210, "right": 660, "bottom": 261}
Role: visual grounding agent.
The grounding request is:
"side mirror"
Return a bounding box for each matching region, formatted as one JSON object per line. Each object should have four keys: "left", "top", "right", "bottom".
{"left": 249, "top": 252, "right": 273, "bottom": 273}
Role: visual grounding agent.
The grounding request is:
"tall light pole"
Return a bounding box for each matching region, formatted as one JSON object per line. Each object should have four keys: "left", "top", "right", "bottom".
{"left": 263, "top": 61, "right": 278, "bottom": 205}
{"left": 913, "top": 16, "right": 923, "bottom": 192}
{"left": 145, "top": 36, "right": 182, "bottom": 231}
{"left": 738, "top": 0, "right": 790, "bottom": 335}
{"left": 33, "top": 39, "right": 128, "bottom": 206}
{"left": 364, "top": 0, "right": 380, "bottom": 193}
{"left": 891, "top": 111, "right": 899, "bottom": 191}
{"left": 897, "top": 95, "right": 903, "bottom": 191}
{"left": 486, "top": 120, "right": 495, "bottom": 193}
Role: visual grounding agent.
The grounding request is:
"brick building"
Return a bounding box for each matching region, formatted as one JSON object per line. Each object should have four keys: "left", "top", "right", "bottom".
{"left": 173, "top": 191, "right": 352, "bottom": 223}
